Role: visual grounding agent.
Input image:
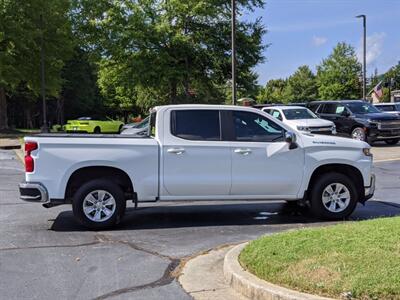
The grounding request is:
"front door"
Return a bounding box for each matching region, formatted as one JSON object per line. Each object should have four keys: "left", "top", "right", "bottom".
{"left": 162, "top": 109, "right": 231, "bottom": 197}
{"left": 228, "top": 110, "right": 304, "bottom": 197}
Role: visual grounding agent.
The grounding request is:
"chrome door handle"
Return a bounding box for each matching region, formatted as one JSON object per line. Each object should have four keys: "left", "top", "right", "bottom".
{"left": 234, "top": 148, "right": 252, "bottom": 155}
{"left": 167, "top": 148, "right": 185, "bottom": 154}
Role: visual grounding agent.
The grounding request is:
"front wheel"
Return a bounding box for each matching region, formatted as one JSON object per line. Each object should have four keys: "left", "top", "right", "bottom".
{"left": 385, "top": 139, "right": 399, "bottom": 145}
{"left": 72, "top": 179, "right": 126, "bottom": 229}
{"left": 309, "top": 172, "right": 358, "bottom": 220}
{"left": 351, "top": 127, "right": 366, "bottom": 142}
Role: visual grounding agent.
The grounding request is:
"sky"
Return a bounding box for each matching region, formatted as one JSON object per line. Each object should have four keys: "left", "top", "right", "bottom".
{"left": 243, "top": 0, "right": 400, "bottom": 85}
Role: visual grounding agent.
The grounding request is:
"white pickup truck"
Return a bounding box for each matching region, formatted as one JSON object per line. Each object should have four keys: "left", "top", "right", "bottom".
{"left": 19, "top": 105, "right": 375, "bottom": 229}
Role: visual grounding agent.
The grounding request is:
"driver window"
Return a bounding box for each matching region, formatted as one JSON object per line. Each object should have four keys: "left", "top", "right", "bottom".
{"left": 233, "top": 111, "right": 284, "bottom": 142}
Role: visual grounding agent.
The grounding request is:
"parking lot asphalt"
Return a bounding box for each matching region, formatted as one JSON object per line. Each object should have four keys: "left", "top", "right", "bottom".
{"left": 1, "top": 148, "right": 400, "bottom": 300}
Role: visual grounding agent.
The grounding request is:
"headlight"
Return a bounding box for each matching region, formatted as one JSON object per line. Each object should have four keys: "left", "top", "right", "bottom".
{"left": 363, "top": 148, "right": 372, "bottom": 157}
{"left": 297, "top": 126, "right": 310, "bottom": 131}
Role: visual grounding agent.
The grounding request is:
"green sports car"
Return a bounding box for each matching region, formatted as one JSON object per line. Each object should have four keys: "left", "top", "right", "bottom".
{"left": 65, "top": 117, "right": 124, "bottom": 134}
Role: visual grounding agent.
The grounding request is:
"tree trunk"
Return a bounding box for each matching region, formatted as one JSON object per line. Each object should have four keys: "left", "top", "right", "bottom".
{"left": 25, "top": 107, "right": 33, "bottom": 129}
{"left": 0, "top": 87, "right": 8, "bottom": 131}
{"left": 56, "top": 96, "right": 65, "bottom": 125}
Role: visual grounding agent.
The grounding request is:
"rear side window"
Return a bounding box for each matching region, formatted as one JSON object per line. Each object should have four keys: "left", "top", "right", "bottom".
{"left": 171, "top": 110, "right": 221, "bottom": 141}
{"left": 308, "top": 103, "right": 320, "bottom": 112}
{"left": 377, "top": 105, "right": 394, "bottom": 112}
{"left": 321, "top": 103, "right": 337, "bottom": 114}
{"left": 232, "top": 111, "right": 284, "bottom": 142}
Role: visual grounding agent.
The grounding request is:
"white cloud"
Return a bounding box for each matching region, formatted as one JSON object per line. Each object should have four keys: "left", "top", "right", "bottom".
{"left": 312, "top": 36, "right": 328, "bottom": 46}
{"left": 357, "top": 32, "right": 386, "bottom": 66}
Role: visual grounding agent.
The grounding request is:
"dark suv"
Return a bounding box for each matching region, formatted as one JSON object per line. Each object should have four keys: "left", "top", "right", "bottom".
{"left": 307, "top": 100, "right": 400, "bottom": 145}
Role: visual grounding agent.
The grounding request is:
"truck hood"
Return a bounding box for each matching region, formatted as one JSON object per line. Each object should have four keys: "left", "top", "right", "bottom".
{"left": 285, "top": 118, "right": 334, "bottom": 128}
{"left": 299, "top": 132, "right": 368, "bottom": 149}
{"left": 353, "top": 112, "right": 400, "bottom": 121}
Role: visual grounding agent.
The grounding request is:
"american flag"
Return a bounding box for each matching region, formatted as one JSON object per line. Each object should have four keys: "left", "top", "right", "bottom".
{"left": 373, "top": 81, "right": 383, "bottom": 98}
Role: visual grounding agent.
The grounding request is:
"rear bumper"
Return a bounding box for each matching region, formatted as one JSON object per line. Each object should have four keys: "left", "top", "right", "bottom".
{"left": 19, "top": 182, "right": 49, "bottom": 203}
{"left": 364, "top": 174, "right": 375, "bottom": 201}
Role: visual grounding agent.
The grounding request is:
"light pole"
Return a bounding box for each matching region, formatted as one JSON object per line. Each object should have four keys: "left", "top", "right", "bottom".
{"left": 231, "top": 0, "right": 237, "bottom": 105}
{"left": 356, "top": 14, "right": 366, "bottom": 101}
{"left": 40, "top": 14, "right": 49, "bottom": 133}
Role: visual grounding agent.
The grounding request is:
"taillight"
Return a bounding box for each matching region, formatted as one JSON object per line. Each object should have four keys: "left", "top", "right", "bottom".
{"left": 25, "top": 142, "right": 38, "bottom": 173}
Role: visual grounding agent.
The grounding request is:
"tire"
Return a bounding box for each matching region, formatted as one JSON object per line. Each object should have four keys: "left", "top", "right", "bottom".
{"left": 385, "top": 139, "right": 399, "bottom": 145}
{"left": 72, "top": 179, "right": 126, "bottom": 230}
{"left": 309, "top": 172, "right": 358, "bottom": 220}
{"left": 94, "top": 127, "right": 101, "bottom": 134}
{"left": 351, "top": 127, "right": 366, "bottom": 142}
{"left": 118, "top": 125, "right": 123, "bottom": 134}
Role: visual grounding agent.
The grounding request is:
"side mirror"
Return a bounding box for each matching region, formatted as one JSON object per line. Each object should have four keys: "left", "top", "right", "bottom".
{"left": 285, "top": 131, "right": 298, "bottom": 149}
{"left": 342, "top": 110, "right": 350, "bottom": 117}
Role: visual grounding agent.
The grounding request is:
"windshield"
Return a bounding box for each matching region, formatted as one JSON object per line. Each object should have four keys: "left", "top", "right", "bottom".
{"left": 136, "top": 116, "right": 149, "bottom": 128}
{"left": 283, "top": 108, "right": 317, "bottom": 120}
{"left": 345, "top": 102, "right": 380, "bottom": 114}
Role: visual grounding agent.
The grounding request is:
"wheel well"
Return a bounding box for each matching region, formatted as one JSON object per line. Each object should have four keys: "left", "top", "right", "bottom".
{"left": 307, "top": 164, "right": 364, "bottom": 200}
{"left": 65, "top": 166, "right": 134, "bottom": 202}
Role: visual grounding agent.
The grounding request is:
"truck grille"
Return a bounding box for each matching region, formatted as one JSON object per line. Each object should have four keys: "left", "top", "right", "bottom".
{"left": 378, "top": 121, "right": 400, "bottom": 130}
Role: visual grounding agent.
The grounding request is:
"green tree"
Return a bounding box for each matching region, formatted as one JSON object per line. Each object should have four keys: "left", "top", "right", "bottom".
{"left": 257, "top": 78, "right": 287, "bottom": 103}
{"left": 60, "top": 48, "right": 104, "bottom": 123}
{"left": 71, "top": 0, "right": 266, "bottom": 110}
{"left": 316, "top": 42, "right": 362, "bottom": 100}
{"left": 285, "top": 65, "right": 317, "bottom": 102}
{"left": 0, "top": 0, "right": 73, "bottom": 130}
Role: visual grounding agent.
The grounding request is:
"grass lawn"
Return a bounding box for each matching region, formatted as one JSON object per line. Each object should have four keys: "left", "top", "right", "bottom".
{"left": 240, "top": 217, "right": 400, "bottom": 299}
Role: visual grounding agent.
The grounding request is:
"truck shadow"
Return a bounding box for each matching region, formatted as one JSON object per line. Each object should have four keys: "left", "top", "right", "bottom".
{"left": 50, "top": 200, "right": 400, "bottom": 232}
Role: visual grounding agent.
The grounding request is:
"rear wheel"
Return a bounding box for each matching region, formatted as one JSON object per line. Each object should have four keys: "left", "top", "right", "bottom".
{"left": 94, "top": 127, "right": 101, "bottom": 134}
{"left": 72, "top": 179, "right": 126, "bottom": 230}
{"left": 118, "top": 125, "right": 123, "bottom": 133}
{"left": 385, "top": 139, "right": 399, "bottom": 145}
{"left": 309, "top": 172, "right": 358, "bottom": 220}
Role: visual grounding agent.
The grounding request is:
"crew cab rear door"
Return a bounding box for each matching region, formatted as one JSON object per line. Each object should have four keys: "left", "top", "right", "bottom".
{"left": 161, "top": 108, "right": 231, "bottom": 197}
{"left": 226, "top": 110, "right": 304, "bottom": 197}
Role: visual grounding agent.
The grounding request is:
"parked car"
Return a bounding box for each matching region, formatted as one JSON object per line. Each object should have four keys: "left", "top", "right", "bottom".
{"left": 20, "top": 104, "right": 375, "bottom": 229}
{"left": 374, "top": 103, "right": 400, "bottom": 116}
{"left": 262, "top": 106, "right": 336, "bottom": 135}
{"left": 120, "top": 116, "right": 149, "bottom": 135}
{"left": 308, "top": 100, "right": 400, "bottom": 145}
{"left": 65, "top": 117, "right": 124, "bottom": 134}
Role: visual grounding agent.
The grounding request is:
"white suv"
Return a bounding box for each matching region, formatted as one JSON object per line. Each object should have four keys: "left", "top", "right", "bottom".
{"left": 263, "top": 106, "right": 336, "bottom": 135}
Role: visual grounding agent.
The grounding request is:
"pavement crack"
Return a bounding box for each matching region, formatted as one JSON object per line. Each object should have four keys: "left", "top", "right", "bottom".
{"left": 92, "top": 259, "right": 181, "bottom": 300}
{"left": 95, "top": 234, "right": 175, "bottom": 261}
{"left": 0, "top": 236, "right": 106, "bottom": 252}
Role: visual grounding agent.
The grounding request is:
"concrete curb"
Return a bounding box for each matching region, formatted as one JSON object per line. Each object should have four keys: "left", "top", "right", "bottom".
{"left": 223, "top": 243, "right": 334, "bottom": 300}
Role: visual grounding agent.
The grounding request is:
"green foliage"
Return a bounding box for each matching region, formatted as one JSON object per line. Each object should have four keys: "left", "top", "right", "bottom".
{"left": 71, "top": 0, "right": 267, "bottom": 110}
{"left": 0, "top": 0, "right": 73, "bottom": 95}
{"left": 257, "top": 78, "right": 287, "bottom": 103}
{"left": 285, "top": 65, "right": 317, "bottom": 102}
{"left": 316, "top": 42, "right": 362, "bottom": 100}
{"left": 61, "top": 48, "right": 104, "bottom": 119}
{"left": 0, "top": 0, "right": 74, "bottom": 129}
{"left": 384, "top": 61, "right": 400, "bottom": 91}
